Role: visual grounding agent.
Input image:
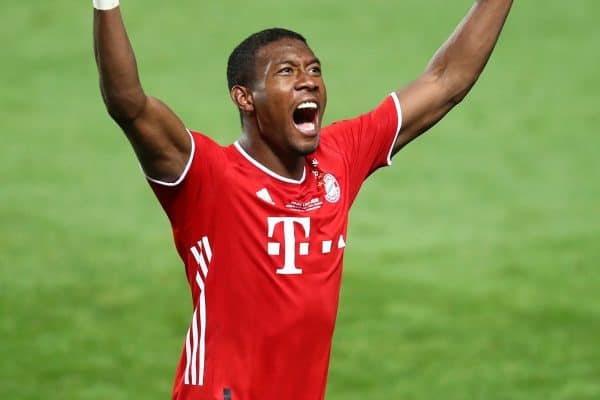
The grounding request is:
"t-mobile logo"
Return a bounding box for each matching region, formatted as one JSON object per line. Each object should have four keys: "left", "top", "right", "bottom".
{"left": 267, "top": 217, "right": 310, "bottom": 275}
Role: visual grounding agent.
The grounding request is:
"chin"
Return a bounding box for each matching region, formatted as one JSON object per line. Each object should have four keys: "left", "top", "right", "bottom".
{"left": 294, "top": 136, "right": 320, "bottom": 156}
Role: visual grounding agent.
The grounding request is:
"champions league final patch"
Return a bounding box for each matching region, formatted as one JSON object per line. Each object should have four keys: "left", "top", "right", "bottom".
{"left": 323, "top": 173, "right": 341, "bottom": 203}
{"left": 286, "top": 197, "right": 323, "bottom": 212}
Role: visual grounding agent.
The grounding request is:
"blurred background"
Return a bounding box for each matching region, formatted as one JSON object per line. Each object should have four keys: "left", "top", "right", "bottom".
{"left": 1, "top": 1, "right": 599, "bottom": 399}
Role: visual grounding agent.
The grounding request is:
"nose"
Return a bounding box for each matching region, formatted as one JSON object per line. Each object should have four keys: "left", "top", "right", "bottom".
{"left": 296, "top": 70, "right": 319, "bottom": 92}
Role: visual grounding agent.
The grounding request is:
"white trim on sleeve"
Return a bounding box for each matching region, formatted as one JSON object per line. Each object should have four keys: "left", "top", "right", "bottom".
{"left": 145, "top": 129, "right": 196, "bottom": 187}
{"left": 386, "top": 92, "right": 403, "bottom": 166}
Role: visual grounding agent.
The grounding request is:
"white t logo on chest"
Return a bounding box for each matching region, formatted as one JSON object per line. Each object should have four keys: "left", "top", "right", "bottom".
{"left": 267, "top": 217, "right": 310, "bottom": 275}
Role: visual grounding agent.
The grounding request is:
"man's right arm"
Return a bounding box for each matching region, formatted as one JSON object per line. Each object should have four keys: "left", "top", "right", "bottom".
{"left": 94, "top": 4, "right": 191, "bottom": 183}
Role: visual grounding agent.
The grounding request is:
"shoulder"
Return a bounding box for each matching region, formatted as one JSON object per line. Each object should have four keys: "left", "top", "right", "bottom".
{"left": 318, "top": 124, "right": 344, "bottom": 152}
{"left": 188, "top": 130, "right": 230, "bottom": 163}
{"left": 189, "top": 130, "right": 223, "bottom": 150}
{"left": 318, "top": 116, "right": 362, "bottom": 158}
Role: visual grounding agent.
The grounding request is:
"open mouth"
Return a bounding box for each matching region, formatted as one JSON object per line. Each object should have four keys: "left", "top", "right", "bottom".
{"left": 293, "top": 101, "right": 319, "bottom": 135}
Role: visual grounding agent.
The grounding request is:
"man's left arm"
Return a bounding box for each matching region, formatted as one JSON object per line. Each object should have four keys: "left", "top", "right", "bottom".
{"left": 392, "top": 0, "right": 514, "bottom": 154}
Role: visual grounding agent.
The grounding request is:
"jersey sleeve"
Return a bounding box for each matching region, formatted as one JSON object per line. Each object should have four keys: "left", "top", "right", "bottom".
{"left": 323, "top": 93, "right": 402, "bottom": 202}
{"left": 145, "top": 131, "right": 223, "bottom": 255}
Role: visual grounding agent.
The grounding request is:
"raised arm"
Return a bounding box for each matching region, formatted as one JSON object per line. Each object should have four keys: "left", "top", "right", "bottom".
{"left": 93, "top": 2, "right": 190, "bottom": 182}
{"left": 392, "top": 0, "right": 513, "bottom": 154}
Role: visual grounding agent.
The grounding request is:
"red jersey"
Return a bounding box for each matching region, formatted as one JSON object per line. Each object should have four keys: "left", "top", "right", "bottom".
{"left": 147, "top": 93, "right": 402, "bottom": 400}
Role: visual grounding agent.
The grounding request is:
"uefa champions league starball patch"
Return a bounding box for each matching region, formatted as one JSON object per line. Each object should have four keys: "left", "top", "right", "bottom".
{"left": 323, "top": 173, "right": 341, "bottom": 203}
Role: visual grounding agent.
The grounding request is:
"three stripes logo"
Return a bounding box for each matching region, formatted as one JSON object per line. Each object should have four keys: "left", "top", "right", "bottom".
{"left": 183, "top": 236, "right": 213, "bottom": 386}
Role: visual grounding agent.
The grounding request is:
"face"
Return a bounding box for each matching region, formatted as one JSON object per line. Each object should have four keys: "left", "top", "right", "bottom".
{"left": 245, "top": 38, "right": 327, "bottom": 157}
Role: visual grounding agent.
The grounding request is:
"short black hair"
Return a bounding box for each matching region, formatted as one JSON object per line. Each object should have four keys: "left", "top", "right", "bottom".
{"left": 227, "top": 28, "right": 307, "bottom": 91}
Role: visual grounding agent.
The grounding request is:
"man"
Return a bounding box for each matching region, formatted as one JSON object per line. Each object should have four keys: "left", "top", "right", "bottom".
{"left": 93, "top": 0, "right": 513, "bottom": 399}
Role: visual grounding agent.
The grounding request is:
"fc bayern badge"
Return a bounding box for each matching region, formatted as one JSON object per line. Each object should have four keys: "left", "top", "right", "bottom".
{"left": 323, "top": 173, "right": 341, "bottom": 203}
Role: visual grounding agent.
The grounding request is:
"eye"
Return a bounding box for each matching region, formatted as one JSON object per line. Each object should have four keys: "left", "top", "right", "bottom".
{"left": 277, "top": 67, "right": 293, "bottom": 75}
{"left": 309, "top": 65, "right": 322, "bottom": 75}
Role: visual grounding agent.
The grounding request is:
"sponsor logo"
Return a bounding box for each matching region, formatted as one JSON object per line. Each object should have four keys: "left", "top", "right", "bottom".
{"left": 266, "top": 216, "right": 347, "bottom": 275}
{"left": 267, "top": 217, "right": 311, "bottom": 275}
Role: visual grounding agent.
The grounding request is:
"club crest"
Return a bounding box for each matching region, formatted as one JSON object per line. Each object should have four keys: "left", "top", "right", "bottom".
{"left": 323, "top": 173, "right": 341, "bottom": 203}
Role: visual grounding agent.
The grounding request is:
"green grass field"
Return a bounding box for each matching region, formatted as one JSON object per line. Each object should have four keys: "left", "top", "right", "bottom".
{"left": 2, "top": 1, "right": 599, "bottom": 399}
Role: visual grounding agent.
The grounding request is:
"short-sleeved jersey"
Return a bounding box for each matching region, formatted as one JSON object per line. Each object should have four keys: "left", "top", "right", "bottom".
{"left": 147, "top": 93, "right": 402, "bottom": 400}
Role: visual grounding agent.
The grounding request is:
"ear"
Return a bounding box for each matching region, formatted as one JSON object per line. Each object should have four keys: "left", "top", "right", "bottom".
{"left": 230, "top": 85, "right": 254, "bottom": 114}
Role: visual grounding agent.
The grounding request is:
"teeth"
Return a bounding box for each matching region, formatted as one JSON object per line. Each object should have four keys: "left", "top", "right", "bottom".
{"left": 297, "top": 101, "right": 318, "bottom": 110}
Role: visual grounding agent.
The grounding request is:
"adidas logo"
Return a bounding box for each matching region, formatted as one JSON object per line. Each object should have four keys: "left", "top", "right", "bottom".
{"left": 256, "top": 188, "right": 275, "bottom": 205}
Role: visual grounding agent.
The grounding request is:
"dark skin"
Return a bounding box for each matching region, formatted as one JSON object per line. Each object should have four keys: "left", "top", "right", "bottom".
{"left": 94, "top": 0, "right": 513, "bottom": 182}
{"left": 232, "top": 39, "right": 327, "bottom": 179}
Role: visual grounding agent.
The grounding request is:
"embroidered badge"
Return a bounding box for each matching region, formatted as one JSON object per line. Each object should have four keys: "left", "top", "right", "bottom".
{"left": 323, "top": 173, "right": 341, "bottom": 203}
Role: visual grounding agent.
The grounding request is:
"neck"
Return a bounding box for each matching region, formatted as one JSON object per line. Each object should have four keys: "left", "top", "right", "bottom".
{"left": 238, "top": 133, "right": 306, "bottom": 182}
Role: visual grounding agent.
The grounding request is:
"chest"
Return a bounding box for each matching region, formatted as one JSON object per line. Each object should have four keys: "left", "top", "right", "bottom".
{"left": 208, "top": 154, "right": 350, "bottom": 276}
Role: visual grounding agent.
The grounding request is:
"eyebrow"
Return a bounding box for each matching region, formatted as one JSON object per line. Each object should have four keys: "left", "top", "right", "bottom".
{"left": 274, "top": 57, "right": 321, "bottom": 67}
